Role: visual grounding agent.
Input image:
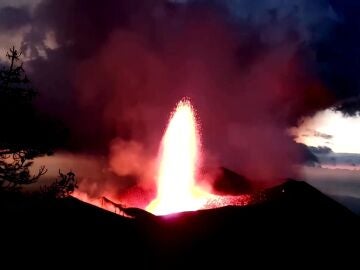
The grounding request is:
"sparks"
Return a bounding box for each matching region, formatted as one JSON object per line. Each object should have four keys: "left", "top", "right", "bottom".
{"left": 74, "top": 98, "right": 251, "bottom": 216}
{"left": 146, "top": 98, "right": 209, "bottom": 215}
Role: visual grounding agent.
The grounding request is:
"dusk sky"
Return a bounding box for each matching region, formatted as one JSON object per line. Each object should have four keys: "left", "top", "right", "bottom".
{"left": 1, "top": 0, "right": 360, "bottom": 212}
{"left": 1, "top": 0, "right": 360, "bottom": 156}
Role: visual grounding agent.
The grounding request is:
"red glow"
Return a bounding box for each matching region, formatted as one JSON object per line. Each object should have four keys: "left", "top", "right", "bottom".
{"left": 146, "top": 98, "right": 250, "bottom": 215}
{"left": 146, "top": 99, "right": 209, "bottom": 215}
{"left": 73, "top": 98, "right": 251, "bottom": 216}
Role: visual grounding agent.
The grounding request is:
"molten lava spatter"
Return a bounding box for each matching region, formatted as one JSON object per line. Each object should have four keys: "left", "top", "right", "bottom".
{"left": 146, "top": 99, "right": 208, "bottom": 215}
{"left": 74, "top": 98, "right": 251, "bottom": 216}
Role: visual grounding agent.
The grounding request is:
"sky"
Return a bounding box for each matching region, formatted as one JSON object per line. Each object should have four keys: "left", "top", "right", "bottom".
{"left": 1, "top": 0, "right": 360, "bottom": 212}
{"left": 1, "top": 0, "right": 359, "bottom": 155}
{"left": 295, "top": 110, "right": 360, "bottom": 154}
{"left": 0, "top": 0, "right": 38, "bottom": 59}
{"left": 0, "top": 0, "right": 40, "bottom": 6}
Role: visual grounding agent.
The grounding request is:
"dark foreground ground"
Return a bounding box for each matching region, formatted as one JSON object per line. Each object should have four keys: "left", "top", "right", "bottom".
{"left": 1, "top": 180, "right": 359, "bottom": 268}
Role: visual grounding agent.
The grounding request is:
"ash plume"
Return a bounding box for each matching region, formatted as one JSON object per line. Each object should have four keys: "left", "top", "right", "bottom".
{"left": 0, "top": 6, "right": 31, "bottom": 32}
{"left": 8, "top": 0, "right": 360, "bottom": 198}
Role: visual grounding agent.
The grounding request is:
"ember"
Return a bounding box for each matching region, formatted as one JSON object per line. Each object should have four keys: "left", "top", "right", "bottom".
{"left": 146, "top": 98, "right": 249, "bottom": 215}
{"left": 74, "top": 98, "right": 251, "bottom": 216}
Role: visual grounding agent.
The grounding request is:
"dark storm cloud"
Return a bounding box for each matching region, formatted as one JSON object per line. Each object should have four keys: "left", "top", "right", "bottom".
{"left": 0, "top": 6, "right": 31, "bottom": 32}
{"left": 22, "top": 0, "right": 332, "bottom": 139}
{"left": 190, "top": 0, "right": 360, "bottom": 115}
{"left": 12, "top": 0, "right": 360, "bottom": 192}
{"left": 308, "top": 145, "right": 333, "bottom": 154}
{"left": 22, "top": 0, "right": 171, "bottom": 152}
{"left": 316, "top": 0, "right": 360, "bottom": 115}
{"left": 22, "top": 0, "right": 360, "bottom": 119}
{"left": 305, "top": 129, "right": 333, "bottom": 140}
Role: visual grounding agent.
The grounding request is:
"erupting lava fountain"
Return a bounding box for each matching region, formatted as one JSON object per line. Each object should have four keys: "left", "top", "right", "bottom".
{"left": 74, "top": 98, "right": 250, "bottom": 216}
{"left": 146, "top": 99, "right": 250, "bottom": 215}
{"left": 146, "top": 98, "right": 251, "bottom": 216}
{"left": 146, "top": 99, "right": 210, "bottom": 215}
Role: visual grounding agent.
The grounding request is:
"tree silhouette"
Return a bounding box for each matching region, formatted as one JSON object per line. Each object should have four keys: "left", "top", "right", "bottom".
{"left": 40, "top": 170, "right": 78, "bottom": 199}
{"left": 0, "top": 47, "right": 65, "bottom": 191}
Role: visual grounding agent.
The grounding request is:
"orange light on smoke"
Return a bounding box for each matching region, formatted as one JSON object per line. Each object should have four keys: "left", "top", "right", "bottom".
{"left": 74, "top": 98, "right": 251, "bottom": 216}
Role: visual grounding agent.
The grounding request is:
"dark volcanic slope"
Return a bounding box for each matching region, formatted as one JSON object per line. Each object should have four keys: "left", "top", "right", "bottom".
{"left": 1, "top": 180, "right": 358, "bottom": 267}
{"left": 144, "top": 180, "right": 359, "bottom": 266}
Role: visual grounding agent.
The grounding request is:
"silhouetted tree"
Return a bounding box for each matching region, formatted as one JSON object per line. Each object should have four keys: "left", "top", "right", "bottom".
{"left": 0, "top": 47, "right": 65, "bottom": 191}
{"left": 40, "top": 170, "right": 78, "bottom": 199}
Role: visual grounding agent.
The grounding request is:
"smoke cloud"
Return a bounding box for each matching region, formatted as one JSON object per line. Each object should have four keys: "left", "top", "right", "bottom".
{"left": 8, "top": 0, "right": 360, "bottom": 199}
{"left": 0, "top": 6, "right": 30, "bottom": 32}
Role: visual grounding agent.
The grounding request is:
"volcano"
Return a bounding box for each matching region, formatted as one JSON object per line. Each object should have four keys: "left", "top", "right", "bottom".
{"left": 1, "top": 178, "right": 358, "bottom": 267}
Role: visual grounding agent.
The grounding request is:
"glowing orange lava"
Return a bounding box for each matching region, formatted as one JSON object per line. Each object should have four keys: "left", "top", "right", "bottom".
{"left": 73, "top": 98, "right": 251, "bottom": 216}
{"left": 146, "top": 99, "right": 211, "bottom": 215}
